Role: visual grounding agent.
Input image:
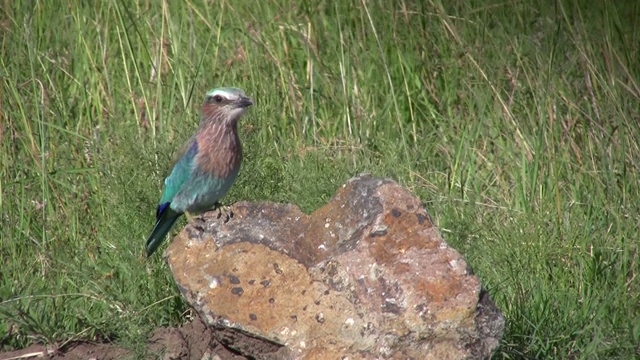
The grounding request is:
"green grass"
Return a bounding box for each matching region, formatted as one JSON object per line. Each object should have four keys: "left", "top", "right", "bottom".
{"left": 1, "top": 0, "right": 639, "bottom": 358}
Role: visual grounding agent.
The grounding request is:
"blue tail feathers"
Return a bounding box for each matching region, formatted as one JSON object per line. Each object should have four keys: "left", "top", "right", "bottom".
{"left": 156, "top": 202, "right": 170, "bottom": 219}
{"left": 146, "top": 203, "right": 182, "bottom": 257}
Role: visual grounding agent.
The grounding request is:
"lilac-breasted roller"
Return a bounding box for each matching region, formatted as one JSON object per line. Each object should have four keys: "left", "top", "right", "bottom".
{"left": 145, "top": 87, "right": 253, "bottom": 257}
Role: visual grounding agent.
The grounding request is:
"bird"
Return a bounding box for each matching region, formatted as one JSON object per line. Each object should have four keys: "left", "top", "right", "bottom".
{"left": 145, "top": 87, "right": 253, "bottom": 257}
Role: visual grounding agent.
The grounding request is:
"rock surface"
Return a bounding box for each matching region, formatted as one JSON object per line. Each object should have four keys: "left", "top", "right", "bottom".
{"left": 166, "top": 174, "right": 504, "bottom": 359}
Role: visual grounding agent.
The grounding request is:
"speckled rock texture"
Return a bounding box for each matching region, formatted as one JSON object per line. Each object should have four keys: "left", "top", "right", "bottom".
{"left": 165, "top": 174, "right": 504, "bottom": 359}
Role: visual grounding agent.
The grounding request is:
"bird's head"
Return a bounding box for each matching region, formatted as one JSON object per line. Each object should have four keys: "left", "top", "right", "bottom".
{"left": 201, "top": 87, "right": 253, "bottom": 125}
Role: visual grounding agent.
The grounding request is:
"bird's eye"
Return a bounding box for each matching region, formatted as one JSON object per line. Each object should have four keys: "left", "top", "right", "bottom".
{"left": 213, "top": 95, "right": 223, "bottom": 103}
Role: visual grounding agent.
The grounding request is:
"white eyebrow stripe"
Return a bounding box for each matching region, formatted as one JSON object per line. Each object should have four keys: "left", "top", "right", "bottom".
{"left": 208, "top": 89, "right": 238, "bottom": 100}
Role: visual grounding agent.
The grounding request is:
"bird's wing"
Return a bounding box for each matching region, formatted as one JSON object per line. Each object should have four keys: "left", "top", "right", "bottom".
{"left": 171, "top": 169, "right": 236, "bottom": 214}
{"left": 169, "top": 135, "right": 196, "bottom": 169}
{"left": 159, "top": 139, "right": 199, "bottom": 206}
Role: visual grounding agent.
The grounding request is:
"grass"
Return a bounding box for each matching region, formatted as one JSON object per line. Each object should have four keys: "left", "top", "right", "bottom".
{"left": 1, "top": 0, "right": 639, "bottom": 358}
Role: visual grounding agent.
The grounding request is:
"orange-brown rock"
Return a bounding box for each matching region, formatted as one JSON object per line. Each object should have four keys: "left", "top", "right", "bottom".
{"left": 165, "top": 174, "right": 504, "bottom": 359}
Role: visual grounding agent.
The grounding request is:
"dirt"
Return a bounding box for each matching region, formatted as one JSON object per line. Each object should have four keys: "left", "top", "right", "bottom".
{"left": 0, "top": 316, "right": 248, "bottom": 360}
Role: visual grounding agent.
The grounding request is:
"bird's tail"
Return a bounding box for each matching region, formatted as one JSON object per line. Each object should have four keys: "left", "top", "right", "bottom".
{"left": 146, "top": 205, "right": 181, "bottom": 257}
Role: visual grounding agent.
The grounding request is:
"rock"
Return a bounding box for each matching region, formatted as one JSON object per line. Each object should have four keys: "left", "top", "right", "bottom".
{"left": 165, "top": 174, "right": 504, "bottom": 359}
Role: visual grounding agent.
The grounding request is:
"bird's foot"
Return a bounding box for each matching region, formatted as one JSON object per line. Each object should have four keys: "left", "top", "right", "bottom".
{"left": 184, "top": 212, "right": 196, "bottom": 222}
{"left": 184, "top": 212, "right": 206, "bottom": 231}
{"left": 215, "top": 202, "right": 234, "bottom": 223}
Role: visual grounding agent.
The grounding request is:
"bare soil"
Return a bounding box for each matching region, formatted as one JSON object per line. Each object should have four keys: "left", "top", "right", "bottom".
{"left": 0, "top": 316, "right": 248, "bottom": 360}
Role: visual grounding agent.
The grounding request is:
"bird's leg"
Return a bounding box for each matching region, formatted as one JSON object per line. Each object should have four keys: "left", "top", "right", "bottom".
{"left": 184, "top": 212, "right": 196, "bottom": 222}
{"left": 213, "top": 201, "right": 234, "bottom": 223}
{"left": 184, "top": 211, "right": 206, "bottom": 224}
{"left": 184, "top": 211, "right": 208, "bottom": 232}
{"left": 185, "top": 212, "right": 205, "bottom": 225}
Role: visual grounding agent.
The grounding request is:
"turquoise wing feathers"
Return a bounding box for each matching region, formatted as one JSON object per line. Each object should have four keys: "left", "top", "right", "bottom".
{"left": 160, "top": 140, "right": 198, "bottom": 206}
{"left": 145, "top": 140, "right": 198, "bottom": 257}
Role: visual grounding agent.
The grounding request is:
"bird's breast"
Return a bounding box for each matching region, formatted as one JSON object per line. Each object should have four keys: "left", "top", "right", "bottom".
{"left": 195, "top": 125, "right": 242, "bottom": 179}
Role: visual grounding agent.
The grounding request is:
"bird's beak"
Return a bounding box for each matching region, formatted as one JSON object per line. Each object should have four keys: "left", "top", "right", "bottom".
{"left": 236, "top": 96, "right": 253, "bottom": 108}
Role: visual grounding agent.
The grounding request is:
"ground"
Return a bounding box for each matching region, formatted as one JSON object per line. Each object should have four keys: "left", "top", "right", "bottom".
{"left": 0, "top": 317, "right": 247, "bottom": 360}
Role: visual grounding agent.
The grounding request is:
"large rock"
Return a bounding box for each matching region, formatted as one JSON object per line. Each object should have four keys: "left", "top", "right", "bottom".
{"left": 165, "top": 174, "right": 504, "bottom": 359}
